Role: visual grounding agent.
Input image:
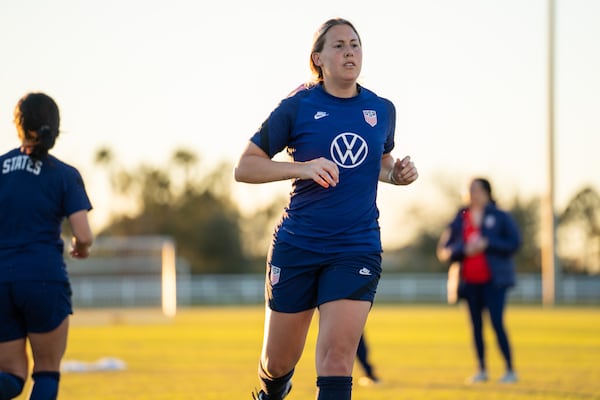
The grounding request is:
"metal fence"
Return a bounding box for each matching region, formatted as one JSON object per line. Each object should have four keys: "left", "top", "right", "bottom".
{"left": 70, "top": 273, "right": 600, "bottom": 308}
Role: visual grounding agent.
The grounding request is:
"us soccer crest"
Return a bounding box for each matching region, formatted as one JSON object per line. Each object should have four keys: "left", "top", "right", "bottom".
{"left": 270, "top": 265, "right": 281, "bottom": 285}
{"left": 484, "top": 215, "right": 496, "bottom": 229}
{"left": 363, "top": 110, "right": 377, "bottom": 127}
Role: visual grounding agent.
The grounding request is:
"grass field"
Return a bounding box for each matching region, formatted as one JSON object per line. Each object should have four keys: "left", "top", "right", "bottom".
{"left": 15, "top": 305, "right": 600, "bottom": 399}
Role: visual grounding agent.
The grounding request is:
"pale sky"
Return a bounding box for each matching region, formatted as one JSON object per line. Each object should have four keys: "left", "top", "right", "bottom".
{"left": 1, "top": 0, "right": 599, "bottom": 247}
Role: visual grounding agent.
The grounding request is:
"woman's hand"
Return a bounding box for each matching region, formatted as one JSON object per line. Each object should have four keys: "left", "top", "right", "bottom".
{"left": 70, "top": 237, "right": 91, "bottom": 258}
{"left": 381, "top": 154, "right": 418, "bottom": 185}
{"left": 300, "top": 157, "right": 339, "bottom": 188}
{"left": 464, "top": 234, "right": 488, "bottom": 256}
{"left": 389, "top": 156, "right": 418, "bottom": 185}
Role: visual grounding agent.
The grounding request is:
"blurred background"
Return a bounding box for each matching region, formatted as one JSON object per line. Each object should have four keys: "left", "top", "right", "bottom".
{"left": 1, "top": 0, "right": 598, "bottom": 307}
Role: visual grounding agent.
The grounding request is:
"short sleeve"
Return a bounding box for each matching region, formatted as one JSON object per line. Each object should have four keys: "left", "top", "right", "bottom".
{"left": 383, "top": 99, "right": 396, "bottom": 154}
{"left": 63, "top": 167, "right": 92, "bottom": 217}
{"left": 250, "top": 97, "right": 299, "bottom": 159}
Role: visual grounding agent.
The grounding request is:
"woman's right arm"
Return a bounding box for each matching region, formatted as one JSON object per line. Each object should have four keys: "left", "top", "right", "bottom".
{"left": 234, "top": 141, "right": 339, "bottom": 188}
{"left": 436, "top": 227, "right": 453, "bottom": 263}
{"left": 437, "top": 217, "right": 466, "bottom": 263}
{"left": 68, "top": 210, "right": 93, "bottom": 258}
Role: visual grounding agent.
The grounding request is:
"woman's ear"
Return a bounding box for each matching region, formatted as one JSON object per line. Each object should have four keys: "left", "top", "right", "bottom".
{"left": 311, "top": 52, "right": 321, "bottom": 67}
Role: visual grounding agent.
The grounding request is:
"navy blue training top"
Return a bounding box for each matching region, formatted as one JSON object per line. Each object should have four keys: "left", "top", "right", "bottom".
{"left": 0, "top": 148, "right": 92, "bottom": 282}
{"left": 251, "top": 84, "right": 395, "bottom": 254}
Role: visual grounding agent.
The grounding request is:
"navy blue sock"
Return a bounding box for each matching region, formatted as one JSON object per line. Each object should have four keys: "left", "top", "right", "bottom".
{"left": 0, "top": 372, "right": 25, "bottom": 400}
{"left": 316, "top": 376, "right": 352, "bottom": 400}
{"left": 258, "top": 362, "right": 293, "bottom": 399}
{"left": 30, "top": 371, "right": 60, "bottom": 400}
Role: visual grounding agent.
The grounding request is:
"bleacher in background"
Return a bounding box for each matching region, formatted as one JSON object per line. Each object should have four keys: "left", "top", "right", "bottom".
{"left": 68, "top": 272, "right": 600, "bottom": 307}
{"left": 66, "top": 235, "right": 599, "bottom": 307}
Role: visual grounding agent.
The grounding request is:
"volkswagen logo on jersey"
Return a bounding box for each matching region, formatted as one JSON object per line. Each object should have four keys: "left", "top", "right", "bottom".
{"left": 330, "top": 132, "right": 368, "bottom": 169}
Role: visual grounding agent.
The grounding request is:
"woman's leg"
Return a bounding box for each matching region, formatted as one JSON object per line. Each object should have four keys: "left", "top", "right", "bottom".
{"left": 485, "top": 285, "right": 514, "bottom": 372}
{"left": 316, "top": 299, "right": 371, "bottom": 400}
{"left": 0, "top": 282, "right": 29, "bottom": 399}
{"left": 258, "top": 306, "right": 314, "bottom": 399}
{"left": 0, "top": 339, "right": 28, "bottom": 399}
{"left": 465, "top": 285, "right": 487, "bottom": 374}
{"left": 27, "top": 317, "right": 69, "bottom": 400}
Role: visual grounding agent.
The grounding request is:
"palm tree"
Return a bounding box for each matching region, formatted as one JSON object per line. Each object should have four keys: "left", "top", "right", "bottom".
{"left": 171, "top": 148, "right": 199, "bottom": 193}
{"left": 559, "top": 186, "right": 600, "bottom": 274}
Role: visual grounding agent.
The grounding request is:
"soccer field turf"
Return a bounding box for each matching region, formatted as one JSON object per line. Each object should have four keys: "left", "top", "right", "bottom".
{"left": 15, "top": 305, "right": 600, "bottom": 399}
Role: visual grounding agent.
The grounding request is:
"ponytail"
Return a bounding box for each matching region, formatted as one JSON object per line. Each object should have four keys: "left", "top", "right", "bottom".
{"left": 14, "top": 93, "right": 60, "bottom": 161}
{"left": 30, "top": 124, "right": 57, "bottom": 160}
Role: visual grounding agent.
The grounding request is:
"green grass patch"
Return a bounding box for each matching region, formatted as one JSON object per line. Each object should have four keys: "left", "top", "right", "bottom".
{"left": 15, "top": 305, "right": 600, "bottom": 399}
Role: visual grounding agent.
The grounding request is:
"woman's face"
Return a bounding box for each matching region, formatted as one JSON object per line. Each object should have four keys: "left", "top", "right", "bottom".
{"left": 468, "top": 180, "right": 490, "bottom": 207}
{"left": 312, "top": 24, "right": 362, "bottom": 85}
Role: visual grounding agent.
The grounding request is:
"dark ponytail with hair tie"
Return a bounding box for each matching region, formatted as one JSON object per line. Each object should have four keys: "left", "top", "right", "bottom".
{"left": 30, "top": 124, "right": 56, "bottom": 160}
{"left": 14, "top": 93, "right": 60, "bottom": 161}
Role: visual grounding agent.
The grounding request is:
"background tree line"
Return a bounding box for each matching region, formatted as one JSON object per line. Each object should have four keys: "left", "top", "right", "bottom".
{"left": 92, "top": 147, "right": 600, "bottom": 275}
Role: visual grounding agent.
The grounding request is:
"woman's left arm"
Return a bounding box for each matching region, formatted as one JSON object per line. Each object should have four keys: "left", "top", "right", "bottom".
{"left": 68, "top": 209, "right": 93, "bottom": 258}
{"left": 379, "top": 153, "right": 418, "bottom": 185}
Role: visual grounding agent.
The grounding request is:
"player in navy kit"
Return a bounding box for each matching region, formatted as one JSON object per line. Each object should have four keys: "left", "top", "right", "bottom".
{"left": 0, "top": 93, "right": 93, "bottom": 400}
{"left": 235, "top": 19, "right": 418, "bottom": 400}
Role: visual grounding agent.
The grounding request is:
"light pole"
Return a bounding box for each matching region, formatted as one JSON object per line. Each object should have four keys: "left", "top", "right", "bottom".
{"left": 541, "top": 0, "right": 560, "bottom": 305}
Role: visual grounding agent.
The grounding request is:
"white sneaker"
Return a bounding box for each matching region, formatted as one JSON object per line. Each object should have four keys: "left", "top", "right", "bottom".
{"left": 357, "top": 375, "right": 380, "bottom": 387}
{"left": 499, "top": 371, "right": 518, "bottom": 383}
{"left": 466, "top": 371, "right": 488, "bottom": 384}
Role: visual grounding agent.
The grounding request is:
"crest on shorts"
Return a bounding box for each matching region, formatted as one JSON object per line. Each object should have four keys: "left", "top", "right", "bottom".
{"left": 270, "top": 265, "right": 281, "bottom": 285}
{"left": 363, "top": 110, "right": 377, "bottom": 127}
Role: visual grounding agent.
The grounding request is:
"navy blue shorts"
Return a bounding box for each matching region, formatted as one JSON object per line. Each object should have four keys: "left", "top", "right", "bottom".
{"left": 266, "top": 241, "right": 382, "bottom": 313}
{"left": 0, "top": 281, "right": 73, "bottom": 342}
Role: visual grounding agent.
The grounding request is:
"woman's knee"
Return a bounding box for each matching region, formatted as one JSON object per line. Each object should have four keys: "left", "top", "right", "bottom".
{"left": 490, "top": 314, "right": 506, "bottom": 334}
{"left": 487, "top": 302, "right": 506, "bottom": 331}
{"left": 317, "top": 344, "right": 355, "bottom": 375}
{"left": 0, "top": 339, "right": 29, "bottom": 379}
{"left": 261, "top": 357, "right": 295, "bottom": 378}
